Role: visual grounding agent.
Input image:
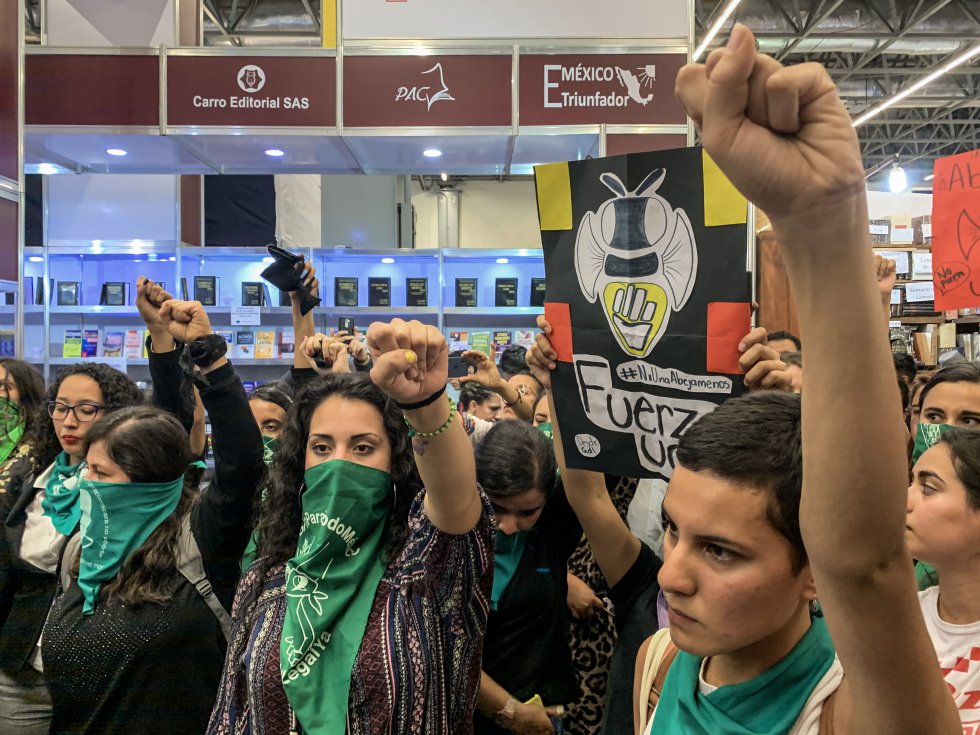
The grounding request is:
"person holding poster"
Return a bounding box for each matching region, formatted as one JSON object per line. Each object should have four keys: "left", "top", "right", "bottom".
{"left": 530, "top": 22, "right": 959, "bottom": 735}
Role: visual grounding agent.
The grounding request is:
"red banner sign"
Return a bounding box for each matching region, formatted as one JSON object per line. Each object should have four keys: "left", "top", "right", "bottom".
{"left": 167, "top": 56, "right": 336, "bottom": 127}
{"left": 932, "top": 149, "right": 980, "bottom": 310}
{"left": 519, "top": 54, "right": 687, "bottom": 126}
{"left": 344, "top": 56, "right": 512, "bottom": 127}
{"left": 26, "top": 55, "right": 159, "bottom": 127}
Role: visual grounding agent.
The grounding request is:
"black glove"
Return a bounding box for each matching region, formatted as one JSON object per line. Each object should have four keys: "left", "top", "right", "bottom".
{"left": 260, "top": 245, "right": 321, "bottom": 316}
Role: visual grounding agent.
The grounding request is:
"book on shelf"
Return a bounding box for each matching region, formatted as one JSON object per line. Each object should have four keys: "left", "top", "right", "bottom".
{"left": 194, "top": 276, "right": 219, "bottom": 306}
{"left": 235, "top": 331, "right": 255, "bottom": 359}
{"left": 279, "top": 329, "right": 295, "bottom": 357}
{"left": 455, "top": 278, "right": 478, "bottom": 307}
{"left": 448, "top": 331, "right": 469, "bottom": 352}
{"left": 890, "top": 215, "right": 914, "bottom": 244}
{"left": 214, "top": 330, "right": 234, "bottom": 347}
{"left": 141, "top": 330, "right": 152, "bottom": 358}
{"left": 495, "top": 278, "right": 518, "bottom": 307}
{"left": 368, "top": 277, "right": 391, "bottom": 307}
{"left": 913, "top": 215, "right": 932, "bottom": 245}
{"left": 22, "top": 277, "right": 34, "bottom": 307}
{"left": 530, "top": 278, "right": 547, "bottom": 307}
{"left": 255, "top": 331, "right": 277, "bottom": 359}
{"left": 100, "top": 282, "right": 129, "bottom": 306}
{"left": 35, "top": 278, "right": 52, "bottom": 306}
{"left": 911, "top": 251, "right": 933, "bottom": 280}
{"left": 63, "top": 329, "right": 82, "bottom": 358}
{"left": 869, "top": 219, "right": 890, "bottom": 245}
{"left": 470, "top": 332, "right": 491, "bottom": 356}
{"left": 513, "top": 330, "right": 535, "bottom": 349}
{"left": 493, "top": 331, "right": 512, "bottom": 352}
{"left": 241, "top": 282, "right": 265, "bottom": 307}
{"left": 278, "top": 288, "right": 292, "bottom": 307}
{"left": 406, "top": 278, "right": 428, "bottom": 307}
{"left": 0, "top": 331, "right": 14, "bottom": 357}
{"left": 180, "top": 277, "right": 189, "bottom": 300}
{"left": 56, "top": 281, "right": 80, "bottom": 306}
{"left": 123, "top": 329, "right": 144, "bottom": 359}
{"left": 81, "top": 329, "right": 99, "bottom": 358}
{"left": 335, "top": 277, "right": 359, "bottom": 307}
{"left": 100, "top": 330, "right": 125, "bottom": 358}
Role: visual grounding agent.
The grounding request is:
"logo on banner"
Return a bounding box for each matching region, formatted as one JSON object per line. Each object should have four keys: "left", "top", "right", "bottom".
{"left": 544, "top": 63, "right": 657, "bottom": 109}
{"left": 395, "top": 63, "right": 455, "bottom": 110}
{"left": 237, "top": 65, "right": 267, "bottom": 93}
{"left": 575, "top": 169, "right": 697, "bottom": 358}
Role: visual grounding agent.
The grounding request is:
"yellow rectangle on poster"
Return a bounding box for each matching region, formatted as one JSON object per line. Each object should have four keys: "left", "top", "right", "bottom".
{"left": 702, "top": 151, "right": 747, "bottom": 227}
{"left": 322, "top": 0, "right": 337, "bottom": 49}
{"left": 535, "top": 162, "right": 573, "bottom": 231}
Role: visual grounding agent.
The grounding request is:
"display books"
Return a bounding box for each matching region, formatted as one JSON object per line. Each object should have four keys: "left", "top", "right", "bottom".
{"left": 530, "top": 278, "right": 547, "bottom": 307}
{"left": 470, "top": 332, "right": 491, "bottom": 356}
{"left": 513, "top": 330, "right": 535, "bottom": 349}
{"left": 82, "top": 329, "right": 99, "bottom": 358}
{"left": 56, "top": 281, "right": 80, "bottom": 306}
{"left": 455, "top": 278, "right": 477, "bottom": 307}
{"left": 100, "top": 282, "right": 128, "bottom": 306}
{"left": 242, "top": 282, "right": 265, "bottom": 307}
{"left": 369, "top": 277, "right": 391, "bottom": 307}
{"left": 215, "top": 330, "right": 234, "bottom": 347}
{"left": 101, "top": 330, "right": 125, "bottom": 358}
{"left": 334, "top": 277, "right": 358, "bottom": 307}
{"left": 255, "top": 331, "right": 277, "bottom": 359}
{"left": 35, "top": 278, "right": 52, "bottom": 305}
{"left": 0, "top": 331, "right": 13, "bottom": 358}
{"left": 279, "top": 329, "right": 295, "bottom": 357}
{"left": 493, "top": 331, "right": 512, "bottom": 351}
{"left": 448, "top": 331, "right": 469, "bottom": 352}
{"left": 180, "top": 277, "right": 189, "bottom": 300}
{"left": 22, "top": 277, "right": 34, "bottom": 306}
{"left": 235, "top": 331, "right": 255, "bottom": 359}
{"left": 495, "top": 278, "right": 518, "bottom": 307}
{"left": 63, "top": 329, "right": 82, "bottom": 358}
{"left": 869, "top": 219, "right": 890, "bottom": 245}
{"left": 406, "top": 278, "right": 428, "bottom": 307}
{"left": 123, "top": 329, "right": 144, "bottom": 359}
{"left": 194, "top": 276, "right": 219, "bottom": 306}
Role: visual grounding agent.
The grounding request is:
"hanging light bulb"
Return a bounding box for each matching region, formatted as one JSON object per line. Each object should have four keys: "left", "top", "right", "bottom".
{"left": 888, "top": 164, "right": 908, "bottom": 193}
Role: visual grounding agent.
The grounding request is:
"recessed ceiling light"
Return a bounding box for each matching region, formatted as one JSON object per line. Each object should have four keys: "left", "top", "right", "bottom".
{"left": 496, "top": 258, "right": 509, "bottom": 264}
{"left": 381, "top": 257, "right": 395, "bottom": 264}
{"left": 105, "top": 148, "right": 127, "bottom": 156}
{"left": 423, "top": 148, "right": 442, "bottom": 158}
{"left": 37, "top": 163, "right": 58, "bottom": 175}
{"left": 28, "top": 256, "right": 44, "bottom": 263}
{"left": 265, "top": 148, "right": 285, "bottom": 157}
{"left": 262, "top": 256, "right": 275, "bottom": 263}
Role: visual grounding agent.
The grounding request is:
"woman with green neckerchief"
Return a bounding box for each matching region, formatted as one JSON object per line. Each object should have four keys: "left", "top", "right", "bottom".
{"left": 40, "top": 298, "right": 264, "bottom": 735}
{"left": 208, "top": 318, "right": 495, "bottom": 735}
{"left": 0, "top": 360, "right": 141, "bottom": 734}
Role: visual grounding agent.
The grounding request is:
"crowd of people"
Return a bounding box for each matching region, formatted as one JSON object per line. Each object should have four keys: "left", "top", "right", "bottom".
{"left": 0, "top": 24, "right": 977, "bottom": 735}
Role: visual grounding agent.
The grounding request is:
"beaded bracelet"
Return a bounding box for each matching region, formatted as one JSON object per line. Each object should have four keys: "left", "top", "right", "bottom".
{"left": 403, "top": 394, "right": 456, "bottom": 439}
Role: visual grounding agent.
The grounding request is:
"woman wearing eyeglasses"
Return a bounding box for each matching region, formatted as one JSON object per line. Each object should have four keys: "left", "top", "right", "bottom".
{"left": 0, "top": 362, "right": 143, "bottom": 733}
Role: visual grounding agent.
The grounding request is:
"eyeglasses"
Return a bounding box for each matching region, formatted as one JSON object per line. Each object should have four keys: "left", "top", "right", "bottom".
{"left": 46, "top": 401, "right": 107, "bottom": 422}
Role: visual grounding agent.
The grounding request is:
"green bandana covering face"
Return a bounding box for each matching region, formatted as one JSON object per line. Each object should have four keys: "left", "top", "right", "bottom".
{"left": 281, "top": 459, "right": 392, "bottom": 735}
{"left": 536, "top": 422, "right": 554, "bottom": 441}
{"left": 240, "top": 437, "right": 280, "bottom": 572}
{"left": 0, "top": 398, "right": 23, "bottom": 467}
{"left": 42, "top": 452, "right": 86, "bottom": 535}
{"left": 492, "top": 530, "right": 529, "bottom": 611}
{"left": 653, "top": 617, "right": 836, "bottom": 735}
{"left": 262, "top": 435, "right": 280, "bottom": 466}
{"left": 912, "top": 422, "right": 956, "bottom": 464}
{"left": 77, "top": 474, "right": 184, "bottom": 615}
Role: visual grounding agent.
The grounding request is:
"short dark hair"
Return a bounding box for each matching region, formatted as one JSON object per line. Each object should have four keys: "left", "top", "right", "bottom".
{"left": 939, "top": 428, "right": 980, "bottom": 510}
{"left": 893, "top": 353, "right": 917, "bottom": 384}
{"left": 475, "top": 419, "right": 557, "bottom": 500}
{"left": 919, "top": 362, "right": 980, "bottom": 410}
{"left": 249, "top": 381, "right": 294, "bottom": 412}
{"left": 499, "top": 346, "right": 530, "bottom": 379}
{"left": 768, "top": 331, "right": 802, "bottom": 351}
{"left": 676, "top": 391, "right": 806, "bottom": 573}
{"left": 897, "top": 379, "right": 911, "bottom": 412}
{"left": 460, "top": 381, "right": 496, "bottom": 409}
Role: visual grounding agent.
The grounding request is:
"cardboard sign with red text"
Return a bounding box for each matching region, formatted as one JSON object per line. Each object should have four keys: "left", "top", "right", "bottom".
{"left": 932, "top": 149, "right": 980, "bottom": 311}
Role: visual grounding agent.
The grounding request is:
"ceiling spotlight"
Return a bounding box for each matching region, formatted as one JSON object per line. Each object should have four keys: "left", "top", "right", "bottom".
{"left": 262, "top": 256, "right": 275, "bottom": 263}
{"left": 423, "top": 148, "right": 442, "bottom": 158}
{"left": 496, "top": 258, "right": 509, "bottom": 264}
{"left": 381, "top": 257, "right": 395, "bottom": 264}
{"left": 265, "top": 148, "right": 285, "bottom": 157}
{"left": 889, "top": 164, "right": 908, "bottom": 193}
{"left": 28, "top": 256, "right": 44, "bottom": 263}
{"left": 441, "top": 172, "right": 448, "bottom": 182}
{"left": 105, "top": 148, "right": 127, "bottom": 156}
{"left": 37, "top": 163, "right": 58, "bottom": 175}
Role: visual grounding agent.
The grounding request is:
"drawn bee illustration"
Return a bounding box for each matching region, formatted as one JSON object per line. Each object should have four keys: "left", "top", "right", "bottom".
{"left": 575, "top": 169, "right": 698, "bottom": 358}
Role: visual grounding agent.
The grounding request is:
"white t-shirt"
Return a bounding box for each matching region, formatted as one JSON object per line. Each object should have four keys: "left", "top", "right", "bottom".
{"left": 920, "top": 586, "right": 980, "bottom": 731}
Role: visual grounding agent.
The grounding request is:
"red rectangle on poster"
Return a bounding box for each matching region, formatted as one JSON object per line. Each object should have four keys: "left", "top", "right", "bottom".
{"left": 520, "top": 54, "right": 687, "bottom": 126}
{"left": 344, "top": 56, "right": 512, "bottom": 127}
{"left": 706, "top": 302, "right": 751, "bottom": 374}
{"left": 26, "top": 55, "right": 159, "bottom": 127}
{"left": 167, "top": 56, "right": 336, "bottom": 127}
{"left": 931, "top": 149, "right": 980, "bottom": 311}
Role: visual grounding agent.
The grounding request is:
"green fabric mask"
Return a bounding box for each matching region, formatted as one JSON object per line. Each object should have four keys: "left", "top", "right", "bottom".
{"left": 536, "top": 422, "right": 553, "bottom": 441}
{"left": 280, "top": 459, "right": 392, "bottom": 735}
{"left": 77, "top": 474, "right": 184, "bottom": 615}
{"left": 240, "top": 436, "right": 280, "bottom": 572}
{"left": 912, "top": 422, "right": 956, "bottom": 464}
{"left": 42, "top": 451, "right": 85, "bottom": 535}
{"left": 492, "top": 530, "right": 529, "bottom": 611}
{"left": 653, "top": 617, "right": 836, "bottom": 735}
{"left": 0, "top": 398, "right": 23, "bottom": 467}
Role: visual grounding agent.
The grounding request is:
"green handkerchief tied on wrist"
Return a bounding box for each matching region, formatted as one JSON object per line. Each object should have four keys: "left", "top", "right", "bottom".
{"left": 77, "top": 474, "right": 184, "bottom": 615}
{"left": 280, "top": 459, "right": 392, "bottom": 735}
{"left": 42, "top": 451, "right": 86, "bottom": 535}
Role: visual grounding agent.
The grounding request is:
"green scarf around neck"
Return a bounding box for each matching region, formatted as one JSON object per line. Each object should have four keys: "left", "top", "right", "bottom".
{"left": 492, "top": 529, "right": 529, "bottom": 611}
{"left": 281, "top": 459, "right": 391, "bottom": 735}
{"left": 0, "top": 398, "right": 23, "bottom": 467}
{"left": 652, "top": 616, "right": 836, "bottom": 735}
{"left": 240, "top": 436, "right": 280, "bottom": 572}
{"left": 42, "top": 452, "right": 86, "bottom": 535}
{"left": 77, "top": 474, "right": 184, "bottom": 615}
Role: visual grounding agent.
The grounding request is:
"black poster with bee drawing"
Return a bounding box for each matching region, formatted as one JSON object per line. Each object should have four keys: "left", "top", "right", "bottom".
{"left": 534, "top": 146, "right": 751, "bottom": 480}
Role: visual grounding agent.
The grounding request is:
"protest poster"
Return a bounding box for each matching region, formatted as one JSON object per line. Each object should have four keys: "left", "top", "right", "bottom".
{"left": 535, "top": 146, "right": 751, "bottom": 479}
{"left": 931, "top": 149, "right": 980, "bottom": 311}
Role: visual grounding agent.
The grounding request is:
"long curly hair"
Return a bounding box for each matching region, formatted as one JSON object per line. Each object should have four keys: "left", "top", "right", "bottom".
{"left": 0, "top": 358, "right": 46, "bottom": 437}
{"left": 71, "top": 406, "right": 197, "bottom": 607}
{"left": 254, "top": 373, "right": 421, "bottom": 578}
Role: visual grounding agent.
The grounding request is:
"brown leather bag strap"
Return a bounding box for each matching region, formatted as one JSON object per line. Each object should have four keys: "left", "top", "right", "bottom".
{"left": 648, "top": 642, "right": 680, "bottom": 710}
